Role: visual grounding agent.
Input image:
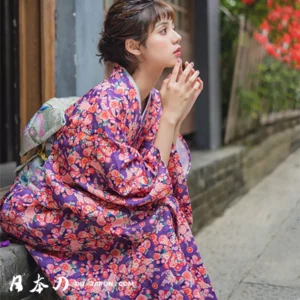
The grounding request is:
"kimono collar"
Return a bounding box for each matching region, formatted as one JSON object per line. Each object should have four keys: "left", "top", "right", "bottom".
{"left": 110, "top": 63, "right": 151, "bottom": 115}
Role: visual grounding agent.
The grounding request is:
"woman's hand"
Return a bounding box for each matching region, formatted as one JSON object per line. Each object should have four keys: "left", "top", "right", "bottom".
{"left": 176, "top": 61, "right": 203, "bottom": 124}
{"left": 160, "top": 59, "right": 202, "bottom": 125}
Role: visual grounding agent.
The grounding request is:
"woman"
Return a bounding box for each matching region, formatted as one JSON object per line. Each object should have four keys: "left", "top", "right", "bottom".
{"left": 0, "top": 0, "right": 218, "bottom": 299}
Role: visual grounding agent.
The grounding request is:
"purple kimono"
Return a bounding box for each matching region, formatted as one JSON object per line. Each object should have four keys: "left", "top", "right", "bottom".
{"left": 0, "top": 63, "right": 218, "bottom": 300}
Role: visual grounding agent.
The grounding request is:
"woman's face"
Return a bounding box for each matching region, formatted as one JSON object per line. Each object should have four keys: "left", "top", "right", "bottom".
{"left": 140, "top": 18, "right": 182, "bottom": 68}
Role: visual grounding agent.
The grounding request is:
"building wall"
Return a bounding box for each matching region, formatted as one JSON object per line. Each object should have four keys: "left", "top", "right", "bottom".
{"left": 55, "top": 0, "right": 104, "bottom": 97}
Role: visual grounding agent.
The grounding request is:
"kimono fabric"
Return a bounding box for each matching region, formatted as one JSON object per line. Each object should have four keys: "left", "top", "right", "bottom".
{"left": 0, "top": 63, "right": 218, "bottom": 300}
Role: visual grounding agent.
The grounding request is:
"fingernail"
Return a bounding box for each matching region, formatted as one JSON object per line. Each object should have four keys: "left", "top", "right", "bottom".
{"left": 190, "top": 62, "right": 194, "bottom": 67}
{"left": 177, "top": 58, "right": 181, "bottom": 63}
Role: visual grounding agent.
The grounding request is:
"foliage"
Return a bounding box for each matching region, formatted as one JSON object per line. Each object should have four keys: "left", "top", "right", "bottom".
{"left": 220, "top": 1, "right": 240, "bottom": 107}
{"left": 220, "top": 0, "right": 300, "bottom": 116}
{"left": 238, "top": 55, "right": 300, "bottom": 119}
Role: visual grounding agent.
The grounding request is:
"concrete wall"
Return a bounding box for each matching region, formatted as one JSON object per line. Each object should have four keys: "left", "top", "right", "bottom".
{"left": 55, "top": 0, "right": 104, "bottom": 97}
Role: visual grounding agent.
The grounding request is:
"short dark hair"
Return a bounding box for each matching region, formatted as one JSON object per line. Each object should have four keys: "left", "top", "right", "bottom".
{"left": 97, "top": 0, "right": 176, "bottom": 74}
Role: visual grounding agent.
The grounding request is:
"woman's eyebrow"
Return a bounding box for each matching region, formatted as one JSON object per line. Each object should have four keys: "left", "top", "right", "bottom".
{"left": 156, "top": 21, "right": 174, "bottom": 27}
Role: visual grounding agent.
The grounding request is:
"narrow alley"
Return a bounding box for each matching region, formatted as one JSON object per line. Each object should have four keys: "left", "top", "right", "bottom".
{"left": 196, "top": 149, "right": 300, "bottom": 300}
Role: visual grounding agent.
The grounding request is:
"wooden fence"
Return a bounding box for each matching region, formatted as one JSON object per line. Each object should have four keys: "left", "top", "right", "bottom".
{"left": 224, "top": 15, "right": 266, "bottom": 144}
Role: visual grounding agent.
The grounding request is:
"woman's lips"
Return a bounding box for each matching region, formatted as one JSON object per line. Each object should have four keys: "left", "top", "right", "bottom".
{"left": 173, "top": 47, "right": 181, "bottom": 54}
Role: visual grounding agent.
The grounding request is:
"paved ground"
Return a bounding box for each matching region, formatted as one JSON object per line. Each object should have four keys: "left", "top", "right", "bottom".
{"left": 195, "top": 148, "right": 300, "bottom": 300}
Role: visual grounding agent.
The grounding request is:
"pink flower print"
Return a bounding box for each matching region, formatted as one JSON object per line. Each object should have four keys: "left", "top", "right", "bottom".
{"left": 70, "top": 240, "right": 81, "bottom": 252}
{"left": 62, "top": 220, "right": 74, "bottom": 229}
{"left": 158, "top": 234, "right": 170, "bottom": 246}
{"left": 128, "top": 89, "right": 137, "bottom": 101}
{"left": 38, "top": 118, "right": 46, "bottom": 137}
{"left": 119, "top": 264, "right": 127, "bottom": 274}
{"left": 29, "top": 128, "right": 36, "bottom": 137}
{"left": 82, "top": 113, "right": 93, "bottom": 126}
{"left": 61, "top": 262, "right": 72, "bottom": 273}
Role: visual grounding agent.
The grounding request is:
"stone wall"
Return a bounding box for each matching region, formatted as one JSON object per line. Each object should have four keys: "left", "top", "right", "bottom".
{"left": 188, "top": 146, "right": 246, "bottom": 234}
{"left": 0, "top": 241, "right": 59, "bottom": 300}
{"left": 189, "top": 118, "right": 300, "bottom": 235}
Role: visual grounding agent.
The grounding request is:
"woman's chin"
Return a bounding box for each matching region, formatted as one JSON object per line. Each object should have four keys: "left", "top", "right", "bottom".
{"left": 166, "top": 58, "right": 179, "bottom": 68}
{"left": 159, "top": 57, "right": 179, "bottom": 69}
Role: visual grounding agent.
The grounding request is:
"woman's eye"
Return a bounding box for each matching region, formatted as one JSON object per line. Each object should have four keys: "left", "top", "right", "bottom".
{"left": 160, "top": 25, "right": 176, "bottom": 34}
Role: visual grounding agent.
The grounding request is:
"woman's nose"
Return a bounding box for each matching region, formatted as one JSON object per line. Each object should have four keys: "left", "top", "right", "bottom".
{"left": 174, "top": 32, "right": 182, "bottom": 43}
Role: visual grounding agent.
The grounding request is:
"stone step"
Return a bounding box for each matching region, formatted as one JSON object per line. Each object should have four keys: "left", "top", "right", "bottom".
{"left": 0, "top": 228, "right": 60, "bottom": 300}
{"left": 0, "top": 187, "right": 59, "bottom": 299}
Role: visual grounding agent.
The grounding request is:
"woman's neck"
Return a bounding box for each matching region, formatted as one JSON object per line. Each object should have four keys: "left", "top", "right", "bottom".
{"left": 131, "top": 64, "right": 164, "bottom": 108}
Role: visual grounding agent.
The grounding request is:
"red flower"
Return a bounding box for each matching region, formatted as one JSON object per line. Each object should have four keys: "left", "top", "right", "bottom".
{"left": 265, "top": 43, "right": 275, "bottom": 55}
{"left": 267, "top": 0, "right": 273, "bottom": 8}
{"left": 242, "top": 0, "right": 255, "bottom": 5}
{"left": 254, "top": 32, "right": 268, "bottom": 44}
{"left": 244, "top": 0, "right": 300, "bottom": 69}
{"left": 268, "top": 10, "right": 281, "bottom": 22}
{"left": 282, "top": 33, "right": 292, "bottom": 45}
{"left": 260, "top": 20, "right": 270, "bottom": 34}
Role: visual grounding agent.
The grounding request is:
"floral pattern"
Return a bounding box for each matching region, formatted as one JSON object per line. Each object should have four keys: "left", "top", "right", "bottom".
{"left": 0, "top": 63, "right": 218, "bottom": 300}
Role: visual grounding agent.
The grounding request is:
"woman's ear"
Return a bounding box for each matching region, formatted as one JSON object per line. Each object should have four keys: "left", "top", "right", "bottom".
{"left": 125, "top": 39, "right": 142, "bottom": 57}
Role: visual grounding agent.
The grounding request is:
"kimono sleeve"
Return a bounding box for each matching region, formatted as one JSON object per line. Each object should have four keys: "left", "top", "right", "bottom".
{"left": 86, "top": 109, "right": 173, "bottom": 200}
{"left": 167, "top": 133, "right": 192, "bottom": 188}
{"left": 175, "top": 134, "right": 192, "bottom": 177}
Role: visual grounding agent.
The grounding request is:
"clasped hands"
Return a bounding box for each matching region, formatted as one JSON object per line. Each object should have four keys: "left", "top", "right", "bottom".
{"left": 161, "top": 59, "right": 203, "bottom": 125}
{"left": 177, "top": 60, "right": 203, "bottom": 124}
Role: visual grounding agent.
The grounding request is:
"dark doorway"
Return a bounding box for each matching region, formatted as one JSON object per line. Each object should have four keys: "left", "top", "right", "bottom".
{"left": 0, "top": 0, "right": 20, "bottom": 165}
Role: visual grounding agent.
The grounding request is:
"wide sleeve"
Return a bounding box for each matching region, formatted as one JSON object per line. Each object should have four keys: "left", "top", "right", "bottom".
{"left": 88, "top": 129, "right": 173, "bottom": 200}
{"left": 65, "top": 93, "right": 174, "bottom": 206}
{"left": 175, "top": 134, "right": 192, "bottom": 178}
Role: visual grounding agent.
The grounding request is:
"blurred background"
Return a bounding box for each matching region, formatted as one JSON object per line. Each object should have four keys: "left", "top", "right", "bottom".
{"left": 0, "top": 1, "right": 300, "bottom": 299}
{"left": 1, "top": 0, "right": 299, "bottom": 185}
